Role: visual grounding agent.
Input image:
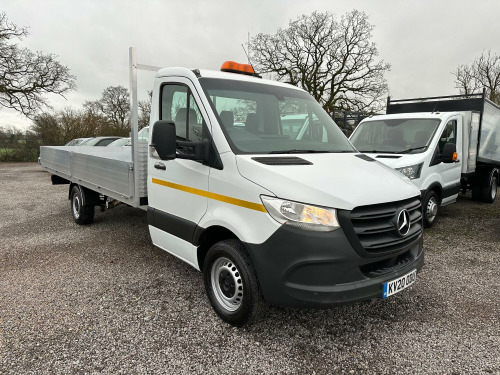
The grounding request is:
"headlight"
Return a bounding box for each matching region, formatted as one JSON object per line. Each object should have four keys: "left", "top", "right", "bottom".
{"left": 395, "top": 163, "right": 423, "bottom": 180}
{"left": 261, "top": 196, "right": 340, "bottom": 232}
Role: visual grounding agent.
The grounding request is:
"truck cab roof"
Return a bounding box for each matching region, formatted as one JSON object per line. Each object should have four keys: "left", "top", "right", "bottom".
{"left": 364, "top": 112, "right": 460, "bottom": 122}
{"left": 156, "top": 67, "right": 305, "bottom": 92}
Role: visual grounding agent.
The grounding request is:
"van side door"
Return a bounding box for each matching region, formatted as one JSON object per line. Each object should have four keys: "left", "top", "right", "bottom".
{"left": 431, "top": 116, "right": 462, "bottom": 204}
{"left": 147, "top": 78, "right": 210, "bottom": 268}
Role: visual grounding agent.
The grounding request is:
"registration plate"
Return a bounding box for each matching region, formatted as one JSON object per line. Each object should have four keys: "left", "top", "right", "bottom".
{"left": 382, "top": 269, "right": 417, "bottom": 299}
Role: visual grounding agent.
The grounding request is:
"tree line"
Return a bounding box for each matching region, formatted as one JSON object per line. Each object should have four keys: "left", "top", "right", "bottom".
{"left": 30, "top": 86, "right": 151, "bottom": 146}
{"left": 0, "top": 84, "right": 151, "bottom": 162}
{"left": 1, "top": 11, "right": 500, "bottom": 162}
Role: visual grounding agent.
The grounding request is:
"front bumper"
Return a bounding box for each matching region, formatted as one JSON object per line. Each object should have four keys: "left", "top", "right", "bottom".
{"left": 244, "top": 225, "right": 424, "bottom": 307}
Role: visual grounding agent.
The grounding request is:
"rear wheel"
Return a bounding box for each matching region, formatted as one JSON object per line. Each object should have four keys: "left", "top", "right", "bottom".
{"left": 203, "top": 239, "right": 265, "bottom": 326}
{"left": 70, "top": 185, "right": 95, "bottom": 225}
{"left": 422, "top": 190, "right": 438, "bottom": 228}
{"left": 473, "top": 170, "right": 498, "bottom": 203}
{"left": 482, "top": 173, "right": 497, "bottom": 203}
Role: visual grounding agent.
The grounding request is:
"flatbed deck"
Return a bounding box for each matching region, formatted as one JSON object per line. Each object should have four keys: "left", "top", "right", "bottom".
{"left": 40, "top": 144, "right": 148, "bottom": 208}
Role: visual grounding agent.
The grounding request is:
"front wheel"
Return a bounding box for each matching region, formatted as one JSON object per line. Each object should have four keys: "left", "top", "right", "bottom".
{"left": 422, "top": 190, "right": 439, "bottom": 228}
{"left": 203, "top": 239, "right": 265, "bottom": 326}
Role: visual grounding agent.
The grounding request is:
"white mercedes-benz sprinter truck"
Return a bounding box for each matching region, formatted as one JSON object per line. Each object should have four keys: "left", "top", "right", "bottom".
{"left": 350, "top": 92, "right": 500, "bottom": 227}
{"left": 41, "top": 56, "right": 424, "bottom": 326}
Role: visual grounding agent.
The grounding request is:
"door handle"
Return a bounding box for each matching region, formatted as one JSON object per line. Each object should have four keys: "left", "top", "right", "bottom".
{"left": 154, "top": 163, "right": 166, "bottom": 170}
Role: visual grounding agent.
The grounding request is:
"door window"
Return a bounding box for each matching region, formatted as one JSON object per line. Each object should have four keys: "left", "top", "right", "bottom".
{"left": 161, "top": 84, "right": 204, "bottom": 148}
{"left": 438, "top": 120, "right": 457, "bottom": 154}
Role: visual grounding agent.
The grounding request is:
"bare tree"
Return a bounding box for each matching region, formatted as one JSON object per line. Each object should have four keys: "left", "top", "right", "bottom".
{"left": 138, "top": 90, "right": 152, "bottom": 129}
{"left": 0, "top": 13, "right": 76, "bottom": 118}
{"left": 99, "top": 86, "right": 130, "bottom": 133}
{"left": 454, "top": 50, "right": 500, "bottom": 104}
{"left": 81, "top": 101, "right": 110, "bottom": 136}
{"left": 249, "top": 11, "right": 390, "bottom": 113}
{"left": 30, "top": 113, "right": 62, "bottom": 146}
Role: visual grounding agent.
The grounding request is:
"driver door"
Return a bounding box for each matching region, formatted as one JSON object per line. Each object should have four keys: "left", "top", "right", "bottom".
{"left": 148, "top": 78, "right": 210, "bottom": 268}
{"left": 433, "top": 116, "right": 462, "bottom": 204}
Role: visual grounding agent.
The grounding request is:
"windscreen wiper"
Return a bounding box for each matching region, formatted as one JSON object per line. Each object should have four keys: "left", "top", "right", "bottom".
{"left": 399, "top": 146, "right": 428, "bottom": 154}
{"left": 358, "top": 150, "right": 399, "bottom": 154}
{"left": 268, "top": 149, "right": 330, "bottom": 154}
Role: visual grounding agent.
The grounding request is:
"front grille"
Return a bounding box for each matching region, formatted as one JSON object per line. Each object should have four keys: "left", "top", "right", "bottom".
{"left": 349, "top": 197, "right": 422, "bottom": 254}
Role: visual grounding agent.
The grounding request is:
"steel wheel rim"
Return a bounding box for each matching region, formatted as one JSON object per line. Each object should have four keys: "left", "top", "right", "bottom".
{"left": 73, "top": 195, "right": 81, "bottom": 219}
{"left": 426, "top": 196, "right": 437, "bottom": 223}
{"left": 492, "top": 179, "right": 498, "bottom": 200}
{"left": 211, "top": 257, "right": 243, "bottom": 312}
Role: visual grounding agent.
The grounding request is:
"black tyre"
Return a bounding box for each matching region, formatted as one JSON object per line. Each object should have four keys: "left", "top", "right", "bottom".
{"left": 422, "top": 190, "right": 439, "bottom": 228}
{"left": 473, "top": 170, "right": 498, "bottom": 203}
{"left": 481, "top": 173, "right": 497, "bottom": 204}
{"left": 70, "top": 185, "right": 95, "bottom": 225}
{"left": 203, "top": 239, "right": 265, "bottom": 326}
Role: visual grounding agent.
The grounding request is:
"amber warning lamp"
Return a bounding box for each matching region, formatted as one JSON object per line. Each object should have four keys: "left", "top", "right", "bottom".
{"left": 452, "top": 152, "right": 458, "bottom": 161}
{"left": 220, "top": 61, "right": 261, "bottom": 77}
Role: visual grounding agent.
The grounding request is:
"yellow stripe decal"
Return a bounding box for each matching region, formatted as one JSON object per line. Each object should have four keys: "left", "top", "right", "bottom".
{"left": 152, "top": 178, "right": 267, "bottom": 212}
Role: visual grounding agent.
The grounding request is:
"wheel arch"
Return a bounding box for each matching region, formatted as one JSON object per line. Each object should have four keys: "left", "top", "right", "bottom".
{"left": 424, "top": 182, "right": 443, "bottom": 204}
{"left": 68, "top": 183, "right": 100, "bottom": 206}
{"left": 195, "top": 225, "right": 239, "bottom": 271}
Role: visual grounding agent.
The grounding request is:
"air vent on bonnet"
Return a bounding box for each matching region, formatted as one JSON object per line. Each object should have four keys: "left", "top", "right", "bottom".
{"left": 251, "top": 157, "right": 312, "bottom": 165}
{"left": 355, "top": 154, "right": 375, "bottom": 161}
{"left": 376, "top": 155, "right": 402, "bottom": 159}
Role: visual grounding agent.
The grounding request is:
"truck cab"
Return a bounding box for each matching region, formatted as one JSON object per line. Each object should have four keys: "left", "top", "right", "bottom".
{"left": 350, "top": 112, "right": 463, "bottom": 227}
{"left": 146, "top": 62, "right": 424, "bottom": 324}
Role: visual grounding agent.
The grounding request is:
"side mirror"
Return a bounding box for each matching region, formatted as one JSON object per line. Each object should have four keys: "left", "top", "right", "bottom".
{"left": 151, "top": 121, "right": 176, "bottom": 160}
{"left": 441, "top": 142, "right": 457, "bottom": 163}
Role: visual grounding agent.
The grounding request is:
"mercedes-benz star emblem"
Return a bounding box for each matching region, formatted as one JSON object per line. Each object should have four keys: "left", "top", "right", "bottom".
{"left": 396, "top": 209, "right": 411, "bottom": 237}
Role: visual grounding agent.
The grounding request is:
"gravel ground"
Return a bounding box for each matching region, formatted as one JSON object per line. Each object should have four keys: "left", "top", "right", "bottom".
{"left": 1, "top": 162, "right": 499, "bottom": 375}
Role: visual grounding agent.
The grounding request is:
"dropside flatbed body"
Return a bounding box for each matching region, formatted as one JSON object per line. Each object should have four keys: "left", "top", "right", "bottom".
{"left": 40, "top": 144, "right": 148, "bottom": 209}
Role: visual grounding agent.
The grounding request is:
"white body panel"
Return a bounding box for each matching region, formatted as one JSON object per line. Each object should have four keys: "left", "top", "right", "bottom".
{"left": 199, "top": 153, "right": 279, "bottom": 245}
{"left": 235, "top": 154, "right": 418, "bottom": 211}
{"left": 149, "top": 226, "right": 198, "bottom": 269}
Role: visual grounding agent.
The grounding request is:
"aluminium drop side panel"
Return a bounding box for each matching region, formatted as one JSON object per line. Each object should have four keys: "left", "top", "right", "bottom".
{"left": 40, "top": 146, "right": 72, "bottom": 179}
{"left": 477, "top": 100, "right": 500, "bottom": 166}
{"left": 40, "top": 145, "right": 148, "bottom": 206}
{"left": 72, "top": 148, "right": 133, "bottom": 200}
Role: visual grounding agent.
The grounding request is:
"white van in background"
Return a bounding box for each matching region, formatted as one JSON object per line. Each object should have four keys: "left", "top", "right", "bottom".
{"left": 350, "top": 93, "right": 500, "bottom": 227}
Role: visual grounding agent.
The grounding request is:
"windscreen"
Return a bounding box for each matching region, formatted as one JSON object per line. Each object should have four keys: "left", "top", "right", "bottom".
{"left": 199, "top": 78, "right": 354, "bottom": 154}
{"left": 350, "top": 118, "right": 441, "bottom": 154}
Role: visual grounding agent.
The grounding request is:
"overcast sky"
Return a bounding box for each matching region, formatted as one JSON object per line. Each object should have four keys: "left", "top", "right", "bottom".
{"left": 2, "top": 0, "right": 500, "bottom": 130}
